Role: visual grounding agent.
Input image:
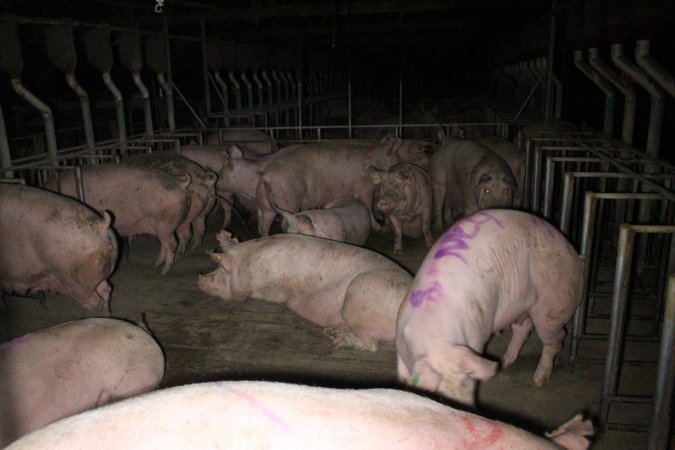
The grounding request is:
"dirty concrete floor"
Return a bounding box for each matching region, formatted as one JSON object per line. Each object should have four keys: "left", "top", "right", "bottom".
{"left": 0, "top": 210, "right": 662, "bottom": 449}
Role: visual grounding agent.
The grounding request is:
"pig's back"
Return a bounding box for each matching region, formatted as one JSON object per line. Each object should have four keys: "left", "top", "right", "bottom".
{"left": 7, "top": 381, "right": 565, "bottom": 450}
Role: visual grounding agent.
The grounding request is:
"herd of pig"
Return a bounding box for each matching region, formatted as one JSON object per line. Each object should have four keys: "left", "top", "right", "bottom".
{"left": 0, "top": 123, "right": 594, "bottom": 448}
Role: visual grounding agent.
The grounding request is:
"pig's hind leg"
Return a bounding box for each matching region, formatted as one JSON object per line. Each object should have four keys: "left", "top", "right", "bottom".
{"left": 501, "top": 314, "right": 534, "bottom": 368}
{"left": 529, "top": 301, "right": 567, "bottom": 387}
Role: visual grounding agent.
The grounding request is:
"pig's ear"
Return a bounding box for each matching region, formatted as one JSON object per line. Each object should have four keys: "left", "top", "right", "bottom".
{"left": 297, "top": 214, "right": 316, "bottom": 232}
{"left": 368, "top": 166, "right": 384, "bottom": 185}
{"left": 398, "top": 166, "right": 416, "bottom": 183}
{"left": 277, "top": 209, "right": 298, "bottom": 231}
{"left": 455, "top": 345, "right": 498, "bottom": 381}
{"left": 436, "top": 128, "right": 446, "bottom": 144}
{"left": 208, "top": 251, "right": 236, "bottom": 272}
{"left": 177, "top": 174, "right": 192, "bottom": 190}
{"left": 100, "top": 210, "right": 113, "bottom": 228}
{"left": 216, "top": 230, "right": 239, "bottom": 250}
{"left": 205, "top": 171, "right": 217, "bottom": 186}
{"left": 220, "top": 150, "right": 233, "bottom": 170}
{"left": 229, "top": 145, "right": 244, "bottom": 159}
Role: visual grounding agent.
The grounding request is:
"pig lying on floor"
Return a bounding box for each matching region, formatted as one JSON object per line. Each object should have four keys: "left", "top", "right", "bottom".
{"left": 198, "top": 231, "right": 412, "bottom": 351}
{"left": 8, "top": 381, "right": 593, "bottom": 450}
{"left": 0, "top": 318, "right": 165, "bottom": 447}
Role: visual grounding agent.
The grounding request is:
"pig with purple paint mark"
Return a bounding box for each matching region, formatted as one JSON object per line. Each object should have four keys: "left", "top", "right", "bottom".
{"left": 7, "top": 381, "right": 594, "bottom": 450}
{"left": 397, "top": 209, "right": 583, "bottom": 406}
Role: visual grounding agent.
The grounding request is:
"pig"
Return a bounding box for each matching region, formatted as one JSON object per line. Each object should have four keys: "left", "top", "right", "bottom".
{"left": 256, "top": 137, "right": 430, "bottom": 236}
{"left": 217, "top": 145, "right": 294, "bottom": 217}
{"left": 397, "top": 210, "right": 584, "bottom": 406}
{"left": 270, "top": 196, "right": 371, "bottom": 245}
{"left": 123, "top": 152, "right": 217, "bottom": 252}
{"left": 0, "top": 184, "right": 117, "bottom": 314}
{"left": 0, "top": 318, "right": 165, "bottom": 447}
{"left": 478, "top": 136, "right": 525, "bottom": 207}
{"left": 369, "top": 163, "right": 434, "bottom": 254}
{"left": 207, "top": 128, "right": 277, "bottom": 156}
{"left": 198, "top": 231, "right": 412, "bottom": 351}
{"left": 45, "top": 164, "right": 190, "bottom": 274}
{"left": 7, "top": 381, "right": 594, "bottom": 450}
{"left": 429, "top": 137, "right": 515, "bottom": 232}
{"left": 179, "top": 144, "right": 236, "bottom": 228}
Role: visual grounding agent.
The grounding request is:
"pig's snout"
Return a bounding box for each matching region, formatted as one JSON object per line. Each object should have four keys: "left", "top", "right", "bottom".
{"left": 376, "top": 199, "right": 393, "bottom": 212}
{"left": 479, "top": 185, "right": 512, "bottom": 210}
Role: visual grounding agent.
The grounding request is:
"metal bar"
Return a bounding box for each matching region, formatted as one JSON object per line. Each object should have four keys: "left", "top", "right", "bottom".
{"left": 172, "top": 82, "right": 206, "bottom": 128}
{"left": 514, "top": 69, "right": 547, "bottom": 121}
{"left": 599, "top": 223, "right": 636, "bottom": 424}
{"left": 647, "top": 272, "right": 675, "bottom": 450}
{"left": 636, "top": 40, "right": 675, "bottom": 100}
{"left": 163, "top": 20, "right": 176, "bottom": 131}
{"left": 0, "top": 106, "right": 14, "bottom": 177}
{"left": 102, "top": 72, "right": 127, "bottom": 149}
{"left": 132, "top": 72, "right": 153, "bottom": 137}
{"left": 10, "top": 79, "right": 58, "bottom": 162}
{"left": 201, "top": 22, "right": 211, "bottom": 118}
{"left": 65, "top": 73, "right": 95, "bottom": 152}
{"left": 574, "top": 50, "right": 616, "bottom": 137}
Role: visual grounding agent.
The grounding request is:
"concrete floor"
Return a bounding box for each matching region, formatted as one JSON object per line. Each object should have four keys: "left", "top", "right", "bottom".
{"left": 0, "top": 210, "right": 661, "bottom": 449}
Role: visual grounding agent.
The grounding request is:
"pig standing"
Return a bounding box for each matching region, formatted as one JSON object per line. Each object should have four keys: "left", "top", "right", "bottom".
{"left": 478, "top": 136, "right": 525, "bottom": 207}
{"left": 0, "top": 184, "right": 117, "bottom": 314}
{"left": 0, "top": 318, "right": 165, "bottom": 447}
{"left": 217, "top": 145, "right": 294, "bottom": 216}
{"left": 45, "top": 164, "right": 190, "bottom": 274}
{"left": 271, "top": 196, "right": 371, "bottom": 245}
{"left": 198, "top": 231, "right": 411, "bottom": 351}
{"left": 123, "top": 153, "right": 217, "bottom": 252}
{"left": 256, "top": 137, "right": 429, "bottom": 236}
{"left": 7, "top": 381, "right": 593, "bottom": 450}
{"left": 207, "top": 128, "right": 277, "bottom": 157}
{"left": 397, "top": 210, "right": 583, "bottom": 406}
{"left": 429, "top": 138, "right": 515, "bottom": 232}
{"left": 369, "top": 163, "right": 433, "bottom": 253}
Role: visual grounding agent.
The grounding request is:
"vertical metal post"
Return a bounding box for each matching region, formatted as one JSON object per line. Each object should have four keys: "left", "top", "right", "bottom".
{"left": 544, "top": 0, "right": 557, "bottom": 122}
{"left": 201, "top": 22, "right": 211, "bottom": 118}
{"left": 163, "top": 20, "right": 176, "bottom": 131}
{"left": 0, "top": 106, "right": 13, "bottom": 177}
{"left": 102, "top": 73, "right": 127, "bottom": 149}
{"left": 297, "top": 73, "right": 303, "bottom": 141}
{"left": 10, "top": 79, "right": 58, "bottom": 161}
{"left": 65, "top": 73, "right": 95, "bottom": 153}
{"left": 560, "top": 172, "right": 574, "bottom": 236}
{"left": 571, "top": 192, "right": 597, "bottom": 363}
{"left": 599, "top": 224, "right": 636, "bottom": 425}
{"left": 647, "top": 272, "right": 675, "bottom": 450}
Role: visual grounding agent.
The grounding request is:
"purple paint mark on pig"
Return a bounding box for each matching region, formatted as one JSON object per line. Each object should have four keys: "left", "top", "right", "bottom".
{"left": 2, "top": 334, "right": 31, "bottom": 349}
{"left": 218, "top": 383, "right": 292, "bottom": 431}
{"left": 433, "top": 212, "right": 505, "bottom": 264}
{"left": 409, "top": 282, "right": 443, "bottom": 308}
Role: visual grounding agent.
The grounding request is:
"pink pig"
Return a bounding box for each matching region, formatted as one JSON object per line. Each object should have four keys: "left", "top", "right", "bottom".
{"left": 0, "top": 318, "right": 164, "bottom": 447}
{"left": 397, "top": 209, "right": 583, "bottom": 406}
{"left": 7, "top": 381, "right": 593, "bottom": 450}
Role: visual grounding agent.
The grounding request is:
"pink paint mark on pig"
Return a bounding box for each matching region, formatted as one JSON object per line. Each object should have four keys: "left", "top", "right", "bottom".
{"left": 409, "top": 282, "right": 443, "bottom": 308}
{"left": 218, "top": 384, "right": 292, "bottom": 432}
{"left": 425, "top": 264, "right": 439, "bottom": 276}
{"left": 3, "top": 334, "right": 31, "bottom": 349}
{"left": 461, "top": 417, "right": 504, "bottom": 449}
{"left": 433, "top": 212, "right": 504, "bottom": 264}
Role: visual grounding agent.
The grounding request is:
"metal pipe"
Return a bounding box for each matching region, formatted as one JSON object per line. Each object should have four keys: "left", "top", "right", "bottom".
{"left": 252, "top": 71, "right": 264, "bottom": 106}
{"left": 647, "top": 272, "right": 675, "bottom": 449}
{"left": 172, "top": 82, "right": 206, "bottom": 127}
{"left": 574, "top": 50, "right": 615, "bottom": 138}
{"left": 163, "top": 20, "right": 175, "bottom": 131}
{"left": 201, "top": 22, "right": 211, "bottom": 117}
{"left": 271, "top": 70, "right": 282, "bottom": 103}
{"left": 102, "top": 72, "right": 127, "bottom": 147}
{"left": 398, "top": 76, "right": 403, "bottom": 138}
{"left": 132, "top": 72, "right": 153, "bottom": 137}
{"left": 297, "top": 73, "right": 303, "bottom": 140}
{"left": 10, "top": 78, "right": 58, "bottom": 161}
{"left": 65, "top": 72, "right": 95, "bottom": 152}
{"left": 544, "top": 0, "right": 557, "bottom": 122}
{"left": 283, "top": 71, "right": 293, "bottom": 102}
{"left": 261, "top": 70, "right": 273, "bottom": 104}
{"left": 157, "top": 72, "right": 175, "bottom": 131}
{"left": 636, "top": 40, "right": 675, "bottom": 99}
{"left": 214, "top": 71, "right": 229, "bottom": 111}
{"left": 588, "top": 47, "right": 636, "bottom": 146}
{"left": 612, "top": 43, "right": 665, "bottom": 159}
{"left": 228, "top": 71, "right": 242, "bottom": 110}
{"left": 240, "top": 71, "right": 253, "bottom": 109}
{"left": 0, "top": 106, "right": 13, "bottom": 177}
{"left": 514, "top": 69, "right": 547, "bottom": 121}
